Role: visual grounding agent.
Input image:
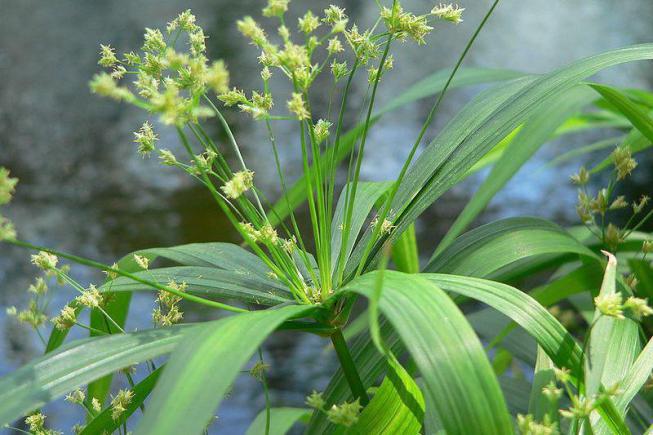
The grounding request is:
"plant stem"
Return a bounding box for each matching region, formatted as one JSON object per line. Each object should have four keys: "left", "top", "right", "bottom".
{"left": 330, "top": 328, "right": 369, "bottom": 405}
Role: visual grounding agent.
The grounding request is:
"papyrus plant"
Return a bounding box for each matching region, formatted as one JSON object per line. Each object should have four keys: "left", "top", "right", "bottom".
{"left": 1, "top": 1, "right": 653, "bottom": 434}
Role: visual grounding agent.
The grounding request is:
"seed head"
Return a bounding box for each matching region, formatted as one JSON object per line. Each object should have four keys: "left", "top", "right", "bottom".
{"left": 263, "top": 0, "right": 290, "bottom": 17}
{"left": 240, "top": 222, "right": 261, "bottom": 242}
{"left": 133, "top": 121, "right": 158, "bottom": 157}
{"left": 28, "top": 277, "right": 48, "bottom": 295}
{"left": 298, "top": 11, "right": 320, "bottom": 34}
{"left": 221, "top": 170, "right": 255, "bottom": 199}
{"left": 570, "top": 166, "right": 589, "bottom": 186}
{"left": 431, "top": 4, "right": 464, "bottom": 24}
{"left": 76, "top": 285, "right": 104, "bottom": 308}
{"left": 259, "top": 224, "right": 279, "bottom": 245}
{"left": 542, "top": 381, "right": 563, "bottom": 401}
{"left": 237, "top": 16, "right": 267, "bottom": 46}
{"left": 167, "top": 10, "right": 198, "bottom": 33}
{"left": 219, "top": 88, "right": 249, "bottom": 106}
{"left": 205, "top": 60, "right": 230, "bottom": 94}
{"left": 0, "top": 167, "right": 18, "bottom": 205}
{"left": 306, "top": 391, "right": 326, "bottom": 410}
{"left": 609, "top": 195, "right": 628, "bottom": 210}
{"left": 65, "top": 389, "right": 86, "bottom": 405}
{"left": 52, "top": 305, "right": 77, "bottom": 330}
{"left": 189, "top": 28, "right": 207, "bottom": 56}
{"left": 554, "top": 367, "right": 571, "bottom": 384}
{"left": 381, "top": 6, "right": 433, "bottom": 45}
{"left": 313, "top": 119, "right": 332, "bottom": 144}
{"left": 110, "top": 389, "right": 134, "bottom": 421}
{"left": 31, "top": 251, "right": 59, "bottom": 271}
{"left": 326, "top": 399, "right": 362, "bottom": 427}
{"left": 604, "top": 223, "right": 622, "bottom": 250}
{"left": 133, "top": 254, "right": 150, "bottom": 270}
{"left": 624, "top": 296, "right": 653, "bottom": 319}
{"left": 98, "top": 44, "right": 118, "bottom": 67}
{"left": 0, "top": 215, "right": 16, "bottom": 241}
{"left": 158, "top": 149, "right": 178, "bottom": 166}
{"left": 287, "top": 92, "right": 310, "bottom": 120}
{"left": 594, "top": 293, "right": 624, "bottom": 319}
{"left": 633, "top": 195, "right": 650, "bottom": 214}
{"left": 249, "top": 360, "right": 270, "bottom": 381}
{"left": 91, "top": 397, "right": 102, "bottom": 413}
{"left": 25, "top": 413, "right": 47, "bottom": 432}
{"left": 143, "top": 28, "right": 167, "bottom": 53}
{"left": 611, "top": 146, "right": 637, "bottom": 180}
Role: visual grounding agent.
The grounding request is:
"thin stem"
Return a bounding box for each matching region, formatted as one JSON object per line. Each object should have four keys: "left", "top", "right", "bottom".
{"left": 330, "top": 328, "right": 369, "bottom": 405}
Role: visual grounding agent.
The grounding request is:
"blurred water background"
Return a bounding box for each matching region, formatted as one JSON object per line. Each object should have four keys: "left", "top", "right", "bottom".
{"left": 1, "top": 0, "right": 652, "bottom": 433}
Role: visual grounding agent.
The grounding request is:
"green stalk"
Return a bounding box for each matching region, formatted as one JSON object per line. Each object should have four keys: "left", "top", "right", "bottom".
{"left": 330, "top": 328, "right": 369, "bottom": 405}
{"left": 355, "top": 0, "right": 502, "bottom": 277}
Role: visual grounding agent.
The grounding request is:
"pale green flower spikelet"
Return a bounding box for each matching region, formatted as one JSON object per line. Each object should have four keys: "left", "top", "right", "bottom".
{"left": 624, "top": 296, "right": 653, "bottom": 319}
{"left": 643, "top": 240, "right": 653, "bottom": 254}
{"left": 76, "top": 284, "right": 104, "bottom": 308}
{"left": 431, "top": 4, "right": 465, "bottom": 24}
{"left": 344, "top": 25, "right": 379, "bottom": 64}
{"left": 609, "top": 195, "right": 628, "bottom": 210}
{"left": 604, "top": 223, "right": 622, "bottom": 250}
{"left": 240, "top": 91, "right": 273, "bottom": 119}
{"left": 371, "top": 214, "right": 396, "bottom": 235}
{"left": 611, "top": 146, "right": 637, "bottom": 180}
{"left": 91, "top": 397, "right": 102, "bottom": 413}
{"left": 330, "top": 59, "right": 349, "bottom": 81}
{"left": 10, "top": 300, "right": 48, "bottom": 328}
{"left": 570, "top": 166, "right": 589, "bottom": 186}
{"left": 221, "top": 170, "right": 255, "bottom": 199}
{"left": 143, "top": 28, "right": 167, "bottom": 53}
{"left": 219, "top": 88, "right": 249, "bottom": 106}
{"left": 237, "top": 16, "right": 268, "bottom": 47}
{"left": 263, "top": 0, "right": 290, "bottom": 18}
{"left": 542, "top": 381, "right": 563, "bottom": 401}
{"left": 287, "top": 92, "right": 310, "bottom": 120}
{"left": 133, "top": 121, "right": 158, "bottom": 157}
{"left": 25, "top": 413, "right": 47, "bottom": 432}
{"left": 313, "top": 119, "right": 332, "bottom": 144}
{"left": 594, "top": 292, "right": 624, "bottom": 319}
{"left": 633, "top": 195, "right": 650, "bottom": 214}
{"left": 327, "top": 37, "right": 344, "bottom": 55}
{"left": 298, "top": 10, "right": 320, "bottom": 34}
{"left": 559, "top": 395, "right": 595, "bottom": 420}
{"left": 31, "top": 251, "right": 59, "bottom": 271}
{"left": 281, "top": 236, "right": 297, "bottom": 254}
{"left": 205, "top": 60, "right": 230, "bottom": 94}
{"left": 28, "top": 277, "right": 48, "bottom": 295}
{"left": 261, "top": 66, "right": 272, "bottom": 81}
{"left": 133, "top": 253, "right": 150, "bottom": 270}
{"left": 553, "top": 367, "right": 571, "bottom": 384}
{"left": 249, "top": 360, "right": 270, "bottom": 381}
{"left": 167, "top": 9, "right": 198, "bottom": 34}
{"left": 306, "top": 391, "right": 326, "bottom": 410}
{"left": 380, "top": 5, "right": 433, "bottom": 45}
{"left": 322, "top": 5, "right": 348, "bottom": 32}
{"left": 368, "top": 55, "right": 394, "bottom": 83}
{"left": 158, "top": 149, "right": 178, "bottom": 166}
{"left": 0, "top": 167, "right": 18, "bottom": 205}
{"left": 89, "top": 72, "right": 134, "bottom": 101}
{"left": 240, "top": 222, "right": 261, "bottom": 242}
{"left": 98, "top": 44, "right": 118, "bottom": 67}
{"left": 259, "top": 224, "right": 280, "bottom": 245}
{"left": 516, "top": 414, "right": 559, "bottom": 435}
{"left": 153, "top": 280, "right": 186, "bottom": 326}
{"left": 65, "top": 389, "right": 86, "bottom": 405}
{"left": 326, "top": 399, "right": 362, "bottom": 427}
{"left": 192, "top": 150, "right": 218, "bottom": 174}
{"left": 0, "top": 215, "right": 16, "bottom": 241}
{"left": 110, "top": 389, "right": 134, "bottom": 421}
{"left": 52, "top": 305, "right": 77, "bottom": 330}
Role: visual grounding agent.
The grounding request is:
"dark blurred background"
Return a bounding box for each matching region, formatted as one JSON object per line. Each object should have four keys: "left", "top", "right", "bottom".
{"left": 1, "top": 0, "right": 653, "bottom": 433}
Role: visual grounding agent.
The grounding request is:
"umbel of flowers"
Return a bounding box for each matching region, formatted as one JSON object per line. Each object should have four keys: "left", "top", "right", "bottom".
{"left": 88, "top": 2, "right": 464, "bottom": 305}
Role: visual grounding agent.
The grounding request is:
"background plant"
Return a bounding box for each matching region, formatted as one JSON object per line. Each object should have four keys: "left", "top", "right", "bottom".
{"left": 1, "top": 1, "right": 653, "bottom": 434}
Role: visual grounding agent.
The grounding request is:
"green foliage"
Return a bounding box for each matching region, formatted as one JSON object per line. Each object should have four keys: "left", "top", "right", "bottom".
{"left": 1, "top": 2, "right": 653, "bottom": 434}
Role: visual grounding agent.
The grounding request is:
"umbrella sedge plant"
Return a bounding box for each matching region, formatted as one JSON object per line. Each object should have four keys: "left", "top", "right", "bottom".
{"left": 1, "top": 0, "right": 653, "bottom": 434}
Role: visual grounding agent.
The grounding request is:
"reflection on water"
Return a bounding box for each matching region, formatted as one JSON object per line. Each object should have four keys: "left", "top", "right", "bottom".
{"left": 1, "top": 0, "right": 652, "bottom": 432}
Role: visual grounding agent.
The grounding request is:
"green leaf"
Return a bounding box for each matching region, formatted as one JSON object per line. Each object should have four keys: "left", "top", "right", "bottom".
{"left": 80, "top": 367, "right": 163, "bottom": 435}
{"left": 0, "top": 326, "right": 187, "bottom": 427}
{"left": 352, "top": 44, "right": 653, "bottom": 274}
{"left": 331, "top": 182, "right": 392, "bottom": 276}
{"left": 586, "top": 253, "right": 640, "bottom": 398}
{"left": 245, "top": 407, "right": 309, "bottom": 435}
{"left": 391, "top": 223, "right": 420, "bottom": 274}
{"left": 435, "top": 86, "right": 597, "bottom": 254}
{"left": 134, "top": 305, "right": 313, "bottom": 435}
{"left": 424, "top": 273, "right": 584, "bottom": 382}
{"left": 346, "top": 357, "right": 424, "bottom": 434}
{"left": 103, "top": 266, "right": 292, "bottom": 305}
{"left": 424, "top": 217, "right": 598, "bottom": 277}
{"left": 343, "top": 271, "right": 513, "bottom": 434}
{"left": 529, "top": 347, "right": 559, "bottom": 423}
{"left": 589, "top": 83, "right": 653, "bottom": 143}
{"left": 268, "top": 68, "right": 524, "bottom": 226}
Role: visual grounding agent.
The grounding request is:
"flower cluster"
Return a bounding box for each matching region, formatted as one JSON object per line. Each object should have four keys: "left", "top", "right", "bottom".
{"left": 111, "top": 389, "right": 134, "bottom": 421}
{"left": 594, "top": 293, "right": 653, "bottom": 320}
{"left": 24, "top": 412, "right": 62, "bottom": 435}
{"left": 0, "top": 167, "right": 17, "bottom": 241}
{"left": 153, "top": 280, "right": 187, "bottom": 326}
{"left": 516, "top": 414, "right": 559, "bottom": 435}
{"left": 573, "top": 145, "right": 651, "bottom": 251}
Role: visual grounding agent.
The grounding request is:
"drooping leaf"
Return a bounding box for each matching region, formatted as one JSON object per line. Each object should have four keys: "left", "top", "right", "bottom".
{"left": 342, "top": 271, "right": 513, "bottom": 434}
{"left": 435, "top": 86, "right": 597, "bottom": 254}
{"left": 350, "top": 44, "right": 653, "bottom": 275}
{"left": 0, "top": 326, "right": 188, "bottom": 427}
{"left": 103, "top": 266, "right": 292, "bottom": 305}
{"left": 590, "top": 83, "right": 653, "bottom": 144}
{"left": 134, "top": 305, "right": 313, "bottom": 435}
{"left": 424, "top": 217, "right": 598, "bottom": 277}
{"left": 80, "top": 367, "right": 163, "bottom": 435}
{"left": 245, "top": 407, "right": 309, "bottom": 435}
